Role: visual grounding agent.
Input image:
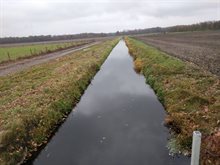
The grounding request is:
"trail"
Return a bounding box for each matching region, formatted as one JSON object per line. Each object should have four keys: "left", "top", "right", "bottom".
{"left": 0, "top": 42, "right": 99, "bottom": 76}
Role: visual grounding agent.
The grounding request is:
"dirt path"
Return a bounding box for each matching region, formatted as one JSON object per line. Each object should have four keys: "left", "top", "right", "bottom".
{"left": 0, "top": 42, "right": 99, "bottom": 76}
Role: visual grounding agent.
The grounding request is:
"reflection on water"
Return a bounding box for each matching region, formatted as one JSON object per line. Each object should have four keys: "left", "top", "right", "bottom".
{"left": 33, "top": 40, "right": 190, "bottom": 165}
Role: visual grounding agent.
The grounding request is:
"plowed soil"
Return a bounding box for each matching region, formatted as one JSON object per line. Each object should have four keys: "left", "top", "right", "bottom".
{"left": 135, "top": 31, "right": 220, "bottom": 76}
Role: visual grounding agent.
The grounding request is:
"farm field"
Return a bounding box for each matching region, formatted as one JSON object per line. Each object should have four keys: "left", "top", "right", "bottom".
{"left": 125, "top": 37, "right": 220, "bottom": 165}
{"left": 0, "top": 38, "right": 119, "bottom": 165}
{"left": 0, "top": 40, "right": 93, "bottom": 63}
{"left": 0, "top": 42, "right": 99, "bottom": 76}
{"left": 134, "top": 31, "right": 220, "bottom": 76}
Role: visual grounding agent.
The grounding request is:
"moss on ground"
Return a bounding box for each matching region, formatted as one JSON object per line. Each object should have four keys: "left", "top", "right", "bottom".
{"left": 0, "top": 38, "right": 119, "bottom": 165}
{"left": 125, "top": 37, "right": 220, "bottom": 165}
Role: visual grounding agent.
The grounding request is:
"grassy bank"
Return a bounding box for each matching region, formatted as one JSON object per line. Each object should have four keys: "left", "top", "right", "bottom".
{"left": 0, "top": 40, "right": 91, "bottom": 63}
{"left": 125, "top": 37, "right": 220, "bottom": 165}
{"left": 0, "top": 38, "right": 119, "bottom": 165}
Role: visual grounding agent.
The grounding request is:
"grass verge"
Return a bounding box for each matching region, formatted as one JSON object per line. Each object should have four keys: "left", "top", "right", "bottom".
{"left": 0, "top": 38, "right": 119, "bottom": 165}
{"left": 125, "top": 37, "right": 220, "bottom": 165}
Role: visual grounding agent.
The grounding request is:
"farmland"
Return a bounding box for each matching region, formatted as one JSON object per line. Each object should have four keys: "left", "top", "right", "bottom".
{"left": 125, "top": 37, "right": 220, "bottom": 165}
{"left": 0, "top": 42, "right": 99, "bottom": 77}
{"left": 0, "top": 38, "right": 119, "bottom": 165}
{"left": 0, "top": 32, "right": 219, "bottom": 164}
{"left": 0, "top": 40, "right": 93, "bottom": 63}
{"left": 134, "top": 31, "right": 220, "bottom": 76}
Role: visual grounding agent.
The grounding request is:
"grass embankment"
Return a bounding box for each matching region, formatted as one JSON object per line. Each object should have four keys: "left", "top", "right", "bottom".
{"left": 125, "top": 37, "right": 220, "bottom": 165}
{"left": 0, "top": 38, "right": 119, "bottom": 165}
{"left": 0, "top": 40, "right": 91, "bottom": 63}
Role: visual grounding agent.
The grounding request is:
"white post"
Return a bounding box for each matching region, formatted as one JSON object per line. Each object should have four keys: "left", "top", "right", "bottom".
{"left": 191, "top": 131, "right": 202, "bottom": 165}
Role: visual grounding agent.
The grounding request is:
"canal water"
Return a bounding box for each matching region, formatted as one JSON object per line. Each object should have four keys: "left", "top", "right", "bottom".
{"left": 32, "top": 40, "right": 190, "bottom": 165}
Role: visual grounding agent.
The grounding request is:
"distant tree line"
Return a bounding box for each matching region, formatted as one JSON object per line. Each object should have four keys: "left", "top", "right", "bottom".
{"left": 1, "top": 20, "right": 219, "bottom": 44}
{"left": 0, "top": 33, "right": 112, "bottom": 44}
{"left": 167, "top": 20, "right": 220, "bottom": 32}
{"left": 119, "top": 20, "right": 220, "bottom": 35}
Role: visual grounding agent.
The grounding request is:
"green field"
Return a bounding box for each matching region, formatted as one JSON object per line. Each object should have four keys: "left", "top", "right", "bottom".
{"left": 0, "top": 41, "right": 90, "bottom": 63}
{"left": 125, "top": 37, "right": 220, "bottom": 165}
{"left": 0, "top": 38, "right": 119, "bottom": 165}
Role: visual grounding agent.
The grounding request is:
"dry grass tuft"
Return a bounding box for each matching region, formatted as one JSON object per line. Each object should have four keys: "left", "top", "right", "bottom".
{"left": 134, "top": 58, "right": 143, "bottom": 73}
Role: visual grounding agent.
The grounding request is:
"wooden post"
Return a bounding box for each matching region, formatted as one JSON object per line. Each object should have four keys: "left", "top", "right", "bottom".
{"left": 30, "top": 49, "right": 33, "bottom": 55}
{"left": 7, "top": 52, "right": 10, "bottom": 60}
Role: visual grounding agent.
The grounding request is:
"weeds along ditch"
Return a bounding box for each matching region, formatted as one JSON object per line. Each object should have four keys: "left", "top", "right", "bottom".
{"left": 0, "top": 38, "right": 119, "bottom": 165}
{"left": 125, "top": 37, "right": 220, "bottom": 165}
{"left": 0, "top": 40, "right": 92, "bottom": 63}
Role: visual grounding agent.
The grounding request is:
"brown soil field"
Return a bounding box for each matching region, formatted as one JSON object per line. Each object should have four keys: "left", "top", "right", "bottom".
{"left": 134, "top": 31, "right": 220, "bottom": 76}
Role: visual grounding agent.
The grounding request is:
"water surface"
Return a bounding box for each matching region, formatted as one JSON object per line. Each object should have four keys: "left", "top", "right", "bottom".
{"left": 33, "top": 40, "right": 190, "bottom": 165}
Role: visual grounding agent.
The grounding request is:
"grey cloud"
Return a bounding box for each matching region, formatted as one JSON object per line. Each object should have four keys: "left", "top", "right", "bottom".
{"left": 1, "top": 0, "right": 219, "bottom": 37}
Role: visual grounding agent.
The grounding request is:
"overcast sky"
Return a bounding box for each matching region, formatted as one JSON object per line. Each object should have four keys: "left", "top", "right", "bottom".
{"left": 0, "top": 0, "right": 219, "bottom": 37}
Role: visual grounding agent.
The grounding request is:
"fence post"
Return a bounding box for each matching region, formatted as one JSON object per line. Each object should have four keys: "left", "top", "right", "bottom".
{"left": 30, "top": 49, "right": 33, "bottom": 55}
{"left": 191, "top": 131, "right": 202, "bottom": 165}
{"left": 7, "top": 52, "right": 11, "bottom": 60}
